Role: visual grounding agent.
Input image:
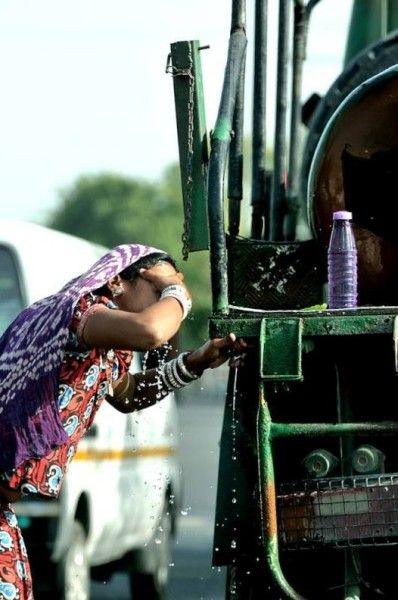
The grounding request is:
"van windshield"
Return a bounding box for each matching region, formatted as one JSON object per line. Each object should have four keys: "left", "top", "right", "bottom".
{"left": 0, "top": 246, "right": 24, "bottom": 335}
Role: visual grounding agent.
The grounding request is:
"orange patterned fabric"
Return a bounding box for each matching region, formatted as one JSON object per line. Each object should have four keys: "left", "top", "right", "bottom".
{"left": 0, "top": 293, "right": 132, "bottom": 498}
{"left": 0, "top": 504, "right": 33, "bottom": 599}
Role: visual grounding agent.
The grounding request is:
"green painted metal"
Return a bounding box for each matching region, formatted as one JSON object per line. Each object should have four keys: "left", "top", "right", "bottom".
{"left": 212, "top": 117, "right": 232, "bottom": 142}
{"left": 173, "top": 1, "right": 398, "bottom": 596}
{"left": 260, "top": 318, "right": 303, "bottom": 380}
{"left": 170, "top": 40, "right": 209, "bottom": 253}
{"left": 207, "top": 26, "right": 247, "bottom": 315}
{"left": 271, "top": 421, "right": 398, "bottom": 439}
{"left": 210, "top": 306, "right": 398, "bottom": 340}
{"left": 344, "top": 0, "right": 398, "bottom": 67}
{"left": 256, "top": 376, "right": 398, "bottom": 599}
{"left": 257, "top": 384, "right": 304, "bottom": 600}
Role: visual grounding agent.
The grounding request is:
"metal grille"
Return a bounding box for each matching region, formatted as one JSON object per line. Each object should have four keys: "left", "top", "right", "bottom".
{"left": 278, "top": 473, "right": 398, "bottom": 550}
{"left": 228, "top": 238, "right": 325, "bottom": 310}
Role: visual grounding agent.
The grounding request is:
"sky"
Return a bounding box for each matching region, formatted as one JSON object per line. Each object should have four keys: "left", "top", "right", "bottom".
{"left": 0, "top": 0, "right": 353, "bottom": 223}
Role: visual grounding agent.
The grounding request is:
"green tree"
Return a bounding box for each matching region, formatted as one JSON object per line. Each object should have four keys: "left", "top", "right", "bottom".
{"left": 47, "top": 166, "right": 211, "bottom": 348}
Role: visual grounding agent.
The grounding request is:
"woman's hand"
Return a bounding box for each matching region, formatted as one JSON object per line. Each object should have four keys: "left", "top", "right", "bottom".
{"left": 185, "top": 333, "right": 247, "bottom": 375}
{"left": 139, "top": 265, "right": 191, "bottom": 299}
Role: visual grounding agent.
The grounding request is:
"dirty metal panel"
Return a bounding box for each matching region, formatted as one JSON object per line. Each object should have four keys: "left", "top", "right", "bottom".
{"left": 304, "top": 314, "right": 395, "bottom": 337}
{"left": 210, "top": 309, "right": 398, "bottom": 340}
{"left": 170, "top": 40, "right": 209, "bottom": 254}
{"left": 260, "top": 318, "right": 303, "bottom": 381}
{"left": 209, "top": 316, "right": 262, "bottom": 339}
{"left": 227, "top": 238, "right": 324, "bottom": 310}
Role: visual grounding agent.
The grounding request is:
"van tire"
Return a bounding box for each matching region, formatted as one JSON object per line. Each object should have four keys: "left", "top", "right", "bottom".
{"left": 129, "top": 506, "right": 172, "bottom": 600}
{"left": 57, "top": 520, "right": 90, "bottom": 600}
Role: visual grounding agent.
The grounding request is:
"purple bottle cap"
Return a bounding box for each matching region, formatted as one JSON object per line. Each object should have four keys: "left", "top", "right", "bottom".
{"left": 333, "top": 210, "right": 352, "bottom": 221}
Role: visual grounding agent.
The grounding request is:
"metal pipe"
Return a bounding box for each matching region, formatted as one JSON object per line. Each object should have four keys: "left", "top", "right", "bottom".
{"left": 257, "top": 384, "right": 305, "bottom": 599}
{"left": 271, "top": 421, "right": 398, "bottom": 439}
{"left": 270, "top": 0, "right": 291, "bottom": 241}
{"left": 231, "top": 0, "right": 246, "bottom": 32}
{"left": 285, "top": 2, "right": 308, "bottom": 241}
{"left": 228, "top": 52, "right": 246, "bottom": 238}
{"left": 251, "top": 0, "right": 268, "bottom": 240}
{"left": 208, "top": 1, "right": 247, "bottom": 314}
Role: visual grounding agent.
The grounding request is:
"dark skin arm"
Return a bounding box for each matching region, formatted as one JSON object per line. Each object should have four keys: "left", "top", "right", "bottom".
{"left": 80, "top": 262, "right": 246, "bottom": 412}
{"left": 107, "top": 333, "right": 247, "bottom": 413}
{"left": 83, "top": 266, "right": 190, "bottom": 351}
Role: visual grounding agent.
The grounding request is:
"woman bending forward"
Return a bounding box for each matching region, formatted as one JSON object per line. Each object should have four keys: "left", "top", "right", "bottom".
{"left": 0, "top": 244, "right": 245, "bottom": 599}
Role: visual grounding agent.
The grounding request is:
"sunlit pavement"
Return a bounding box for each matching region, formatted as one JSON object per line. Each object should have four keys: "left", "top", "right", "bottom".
{"left": 91, "top": 371, "right": 227, "bottom": 599}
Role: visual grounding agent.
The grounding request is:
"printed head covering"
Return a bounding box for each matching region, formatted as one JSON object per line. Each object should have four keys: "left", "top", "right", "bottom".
{"left": 0, "top": 243, "right": 162, "bottom": 471}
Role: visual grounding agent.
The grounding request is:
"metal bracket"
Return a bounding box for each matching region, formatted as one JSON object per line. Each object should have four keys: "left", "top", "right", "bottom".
{"left": 260, "top": 318, "right": 304, "bottom": 381}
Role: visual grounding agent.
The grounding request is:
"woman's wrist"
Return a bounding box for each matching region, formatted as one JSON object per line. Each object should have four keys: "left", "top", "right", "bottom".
{"left": 184, "top": 351, "right": 205, "bottom": 377}
{"left": 160, "top": 285, "right": 192, "bottom": 320}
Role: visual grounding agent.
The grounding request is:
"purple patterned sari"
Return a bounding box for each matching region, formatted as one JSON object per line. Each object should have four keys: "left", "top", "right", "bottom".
{"left": 0, "top": 243, "right": 160, "bottom": 470}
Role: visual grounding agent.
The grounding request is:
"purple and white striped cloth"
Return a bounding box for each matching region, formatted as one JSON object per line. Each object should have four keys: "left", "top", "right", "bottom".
{"left": 0, "top": 243, "right": 161, "bottom": 470}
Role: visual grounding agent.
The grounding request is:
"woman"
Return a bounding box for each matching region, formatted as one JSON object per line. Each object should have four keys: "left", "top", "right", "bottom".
{"left": 0, "top": 243, "right": 245, "bottom": 599}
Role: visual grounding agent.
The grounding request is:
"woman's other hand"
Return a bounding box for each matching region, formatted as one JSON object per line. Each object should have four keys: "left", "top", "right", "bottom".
{"left": 185, "top": 333, "right": 247, "bottom": 375}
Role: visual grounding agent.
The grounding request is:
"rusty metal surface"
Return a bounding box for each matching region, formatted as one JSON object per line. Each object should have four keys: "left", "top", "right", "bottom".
{"left": 279, "top": 474, "right": 398, "bottom": 549}
{"left": 308, "top": 66, "right": 398, "bottom": 305}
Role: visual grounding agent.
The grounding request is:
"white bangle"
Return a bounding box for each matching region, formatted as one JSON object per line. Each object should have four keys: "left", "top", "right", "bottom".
{"left": 157, "top": 354, "right": 200, "bottom": 394}
{"left": 165, "top": 360, "right": 179, "bottom": 389}
{"left": 177, "top": 352, "right": 200, "bottom": 380}
{"left": 160, "top": 285, "right": 192, "bottom": 320}
{"left": 171, "top": 360, "right": 187, "bottom": 386}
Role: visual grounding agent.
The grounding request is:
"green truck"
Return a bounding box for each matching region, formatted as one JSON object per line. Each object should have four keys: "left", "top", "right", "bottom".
{"left": 170, "top": 2, "right": 398, "bottom": 598}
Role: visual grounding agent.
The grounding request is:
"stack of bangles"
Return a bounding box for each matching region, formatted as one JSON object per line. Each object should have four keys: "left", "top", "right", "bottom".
{"left": 160, "top": 352, "right": 200, "bottom": 392}
{"left": 112, "top": 352, "right": 200, "bottom": 402}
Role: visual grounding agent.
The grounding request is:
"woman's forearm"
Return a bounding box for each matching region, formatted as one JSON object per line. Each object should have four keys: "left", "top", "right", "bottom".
{"left": 83, "top": 297, "right": 184, "bottom": 351}
{"left": 107, "top": 368, "right": 171, "bottom": 413}
{"left": 139, "top": 297, "right": 183, "bottom": 347}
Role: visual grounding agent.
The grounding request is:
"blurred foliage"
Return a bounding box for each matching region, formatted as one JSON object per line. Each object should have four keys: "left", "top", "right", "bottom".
{"left": 47, "top": 165, "right": 211, "bottom": 349}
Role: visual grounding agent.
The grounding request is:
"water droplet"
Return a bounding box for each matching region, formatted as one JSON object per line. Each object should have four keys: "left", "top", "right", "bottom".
{"left": 231, "top": 539, "right": 237, "bottom": 549}
{"left": 155, "top": 538, "right": 162, "bottom": 545}
{"left": 231, "top": 497, "right": 237, "bottom": 504}
{"left": 168, "top": 562, "right": 175, "bottom": 567}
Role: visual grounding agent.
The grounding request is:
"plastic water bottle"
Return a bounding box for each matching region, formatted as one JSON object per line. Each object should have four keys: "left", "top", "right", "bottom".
{"left": 327, "top": 211, "right": 357, "bottom": 309}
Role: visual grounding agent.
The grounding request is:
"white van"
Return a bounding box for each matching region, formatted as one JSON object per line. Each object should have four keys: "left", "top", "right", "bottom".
{"left": 0, "top": 220, "right": 182, "bottom": 600}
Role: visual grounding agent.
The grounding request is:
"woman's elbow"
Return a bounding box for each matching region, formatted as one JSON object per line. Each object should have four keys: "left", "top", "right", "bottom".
{"left": 140, "top": 324, "right": 168, "bottom": 350}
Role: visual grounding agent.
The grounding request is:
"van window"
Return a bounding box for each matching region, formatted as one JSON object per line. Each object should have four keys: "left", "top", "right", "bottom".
{"left": 0, "top": 246, "right": 24, "bottom": 335}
